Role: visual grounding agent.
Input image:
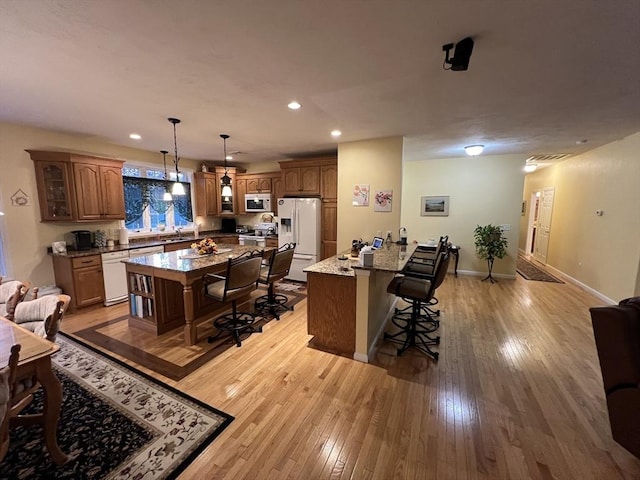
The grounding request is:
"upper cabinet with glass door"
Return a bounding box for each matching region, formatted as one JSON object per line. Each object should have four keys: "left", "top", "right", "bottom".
{"left": 33, "top": 160, "right": 74, "bottom": 221}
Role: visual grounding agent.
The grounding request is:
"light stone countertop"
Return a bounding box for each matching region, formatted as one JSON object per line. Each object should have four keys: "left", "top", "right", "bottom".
{"left": 304, "top": 243, "right": 417, "bottom": 277}
{"left": 123, "top": 244, "right": 275, "bottom": 274}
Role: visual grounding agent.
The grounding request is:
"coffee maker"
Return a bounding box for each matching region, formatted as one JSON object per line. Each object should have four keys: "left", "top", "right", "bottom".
{"left": 69, "top": 230, "right": 92, "bottom": 250}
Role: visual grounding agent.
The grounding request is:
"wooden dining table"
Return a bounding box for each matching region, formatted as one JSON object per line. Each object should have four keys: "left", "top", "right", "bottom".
{"left": 0, "top": 316, "right": 72, "bottom": 465}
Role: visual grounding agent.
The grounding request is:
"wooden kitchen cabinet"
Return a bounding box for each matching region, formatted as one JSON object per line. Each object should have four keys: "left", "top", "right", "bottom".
{"left": 321, "top": 201, "right": 337, "bottom": 259}
{"left": 281, "top": 165, "right": 320, "bottom": 196}
{"left": 246, "top": 176, "right": 272, "bottom": 193}
{"left": 52, "top": 254, "right": 105, "bottom": 311}
{"left": 235, "top": 178, "right": 247, "bottom": 214}
{"left": 194, "top": 172, "right": 219, "bottom": 216}
{"left": 272, "top": 175, "right": 284, "bottom": 215}
{"left": 29, "top": 150, "right": 125, "bottom": 222}
{"left": 321, "top": 164, "right": 338, "bottom": 200}
{"left": 73, "top": 162, "right": 125, "bottom": 220}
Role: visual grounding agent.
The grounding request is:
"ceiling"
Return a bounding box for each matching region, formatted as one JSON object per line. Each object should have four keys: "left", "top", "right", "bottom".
{"left": 1, "top": 1, "right": 639, "bottom": 165}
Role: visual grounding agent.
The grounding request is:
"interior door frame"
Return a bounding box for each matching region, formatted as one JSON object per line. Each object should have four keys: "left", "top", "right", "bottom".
{"left": 533, "top": 187, "right": 555, "bottom": 265}
{"left": 525, "top": 191, "right": 539, "bottom": 255}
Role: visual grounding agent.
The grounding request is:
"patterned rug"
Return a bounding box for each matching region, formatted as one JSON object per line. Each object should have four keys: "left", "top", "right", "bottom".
{"left": 2, "top": 335, "right": 233, "bottom": 479}
{"left": 517, "top": 256, "right": 564, "bottom": 283}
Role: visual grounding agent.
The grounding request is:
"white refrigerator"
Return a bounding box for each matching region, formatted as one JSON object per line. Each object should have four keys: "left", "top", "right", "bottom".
{"left": 277, "top": 198, "right": 321, "bottom": 281}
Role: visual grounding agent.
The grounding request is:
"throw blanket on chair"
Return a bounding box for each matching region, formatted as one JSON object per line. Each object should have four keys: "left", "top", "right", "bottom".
{"left": 13, "top": 296, "right": 60, "bottom": 339}
{"left": 0, "top": 281, "right": 23, "bottom": 318}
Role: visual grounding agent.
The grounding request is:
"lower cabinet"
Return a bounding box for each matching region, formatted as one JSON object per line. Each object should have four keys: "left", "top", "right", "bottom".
{"left": 52, "top": 254, "right": 105, "bottom": 311}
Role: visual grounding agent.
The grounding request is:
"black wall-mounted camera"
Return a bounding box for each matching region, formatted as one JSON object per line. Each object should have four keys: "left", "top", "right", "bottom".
{"left": 442, "top": 37, "right": 474, "bottom": 71}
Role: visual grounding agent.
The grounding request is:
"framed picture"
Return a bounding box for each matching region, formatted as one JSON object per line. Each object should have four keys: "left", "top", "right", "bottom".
{"left": 421, "top": 195, "right": 449, "bottom": 216}
{"left": 374, "top": 189, "right": 393, "bottom": 212}
{"left": 352, "top": 184, "right": 370, "bottom": 206}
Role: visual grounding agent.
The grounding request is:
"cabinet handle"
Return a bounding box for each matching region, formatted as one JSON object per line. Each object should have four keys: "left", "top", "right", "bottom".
{"left": 81, "top": 260, "right": 93, "bottom": 264}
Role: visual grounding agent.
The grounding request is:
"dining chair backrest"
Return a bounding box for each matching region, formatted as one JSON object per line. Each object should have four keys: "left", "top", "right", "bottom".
{"left": 266, "top": 243, "right": 296, "bottom": 282}
{"left": 224, "top": 250, "right": 264, "bottom": 296}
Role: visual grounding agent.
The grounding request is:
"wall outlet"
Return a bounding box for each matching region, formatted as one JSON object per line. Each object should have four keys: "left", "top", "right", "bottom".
{"left": 376, "top": 230, "right": 382, "bottom": 238}
{"left": 500, "top": 224, "right": 511, "bottom": 231}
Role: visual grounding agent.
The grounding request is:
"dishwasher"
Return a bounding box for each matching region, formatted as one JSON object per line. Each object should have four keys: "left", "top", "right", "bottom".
{"left": 101, "top": 250, "right": 130, "bottom": 306}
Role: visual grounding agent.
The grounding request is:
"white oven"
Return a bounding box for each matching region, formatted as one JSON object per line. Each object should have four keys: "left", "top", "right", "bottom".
{"left": 244, "top": 193, "right": 272, "bottom": 212}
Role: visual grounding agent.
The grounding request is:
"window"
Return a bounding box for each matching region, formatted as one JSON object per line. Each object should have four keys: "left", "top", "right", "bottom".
{"left": 122, "top": 164, "right": 193, "bottom": 233}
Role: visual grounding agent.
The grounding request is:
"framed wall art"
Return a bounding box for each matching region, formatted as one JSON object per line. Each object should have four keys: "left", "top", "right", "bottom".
{"left": 352, "top": 184, "right": 370, "bottom": 206}
{"left": 421, "top": 195, "right": 449, "bottom": 216}
{"left": 374, "top": 189, "right": 392, "bottom": 212}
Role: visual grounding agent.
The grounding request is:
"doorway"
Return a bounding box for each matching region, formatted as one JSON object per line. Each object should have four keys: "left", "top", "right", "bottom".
{"left": 527, "top": 187, "right": 555, "bottom": 265}
{"left": 525, "top": 191, "right": 540, "bottom": 256}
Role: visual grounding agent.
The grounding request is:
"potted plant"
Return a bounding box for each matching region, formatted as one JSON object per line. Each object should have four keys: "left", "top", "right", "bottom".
{"left": 473, "top": 224, "right": 508, "bottom": 283}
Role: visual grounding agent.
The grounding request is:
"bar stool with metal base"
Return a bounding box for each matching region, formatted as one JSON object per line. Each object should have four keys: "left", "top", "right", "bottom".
{"left": 384, "top": 251, "right": 450, "bottom": 360}
{"left": 254, "top": 242, "right": 296, "bottom": 320}
{"left": 204, "top": 250, "right": 263, "bottom": 347}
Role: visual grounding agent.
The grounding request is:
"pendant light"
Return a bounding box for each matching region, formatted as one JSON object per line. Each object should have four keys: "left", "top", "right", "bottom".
{"left": 160, "top": 150, "right": 172, "bottom": 201}
{"left": 168, "top": 117, "right": 185, "bottom": 195}
{"left": 220, "top": 134, "right": 232, "bottom": 199}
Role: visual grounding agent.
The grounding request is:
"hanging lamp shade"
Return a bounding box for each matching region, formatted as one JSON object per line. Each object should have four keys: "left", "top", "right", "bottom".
{"left": 220, "top": 134, "right": 232, "bottom": 198}
{"left": 168, "top": 117, "right": 185, "bottom": 195}
{"left": 160, "top": 150, "right": 173, "bottom": 201}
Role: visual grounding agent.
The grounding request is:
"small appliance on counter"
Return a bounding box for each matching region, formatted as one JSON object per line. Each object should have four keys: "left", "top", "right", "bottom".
{"left": 68, "top": 230, "right": 92, "bottom": 250}
{"left": 398, "top": 227, "right": 408, "bottom": 245}
{"left": 118, "top": 227, "right": 129, "bottom": 245}
{"left": 221, "top": 218, "right": 237, "bottom": 233}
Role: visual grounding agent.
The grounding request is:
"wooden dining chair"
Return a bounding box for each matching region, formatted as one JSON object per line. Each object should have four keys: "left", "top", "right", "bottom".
{"left": 0, "top": 344, "right": 21, "bottom": 462}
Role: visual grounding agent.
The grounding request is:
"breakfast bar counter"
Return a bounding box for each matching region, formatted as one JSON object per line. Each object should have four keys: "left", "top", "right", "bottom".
{"left": 124, "top": 244, "right": 274, "bottom": 345}
{"left": 304, "top": 243, "right": 416, "bottom": 360}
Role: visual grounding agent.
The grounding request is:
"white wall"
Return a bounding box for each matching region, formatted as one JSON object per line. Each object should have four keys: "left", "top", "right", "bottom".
{"left": 519, "top": 132, "right": 640, "bottom": 301}
{"left": 401, "top": 154, "right": 526, "bottom": 275}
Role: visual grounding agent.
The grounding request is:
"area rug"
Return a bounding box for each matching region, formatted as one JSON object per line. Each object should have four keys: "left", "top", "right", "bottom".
{"left": 517, "top": 256, "right": 564, "bottom": 283}
{"left": 66, "top": 285, "right": 306, "bottom": 381}
{"left": 2, "top": 335, "right": 234, "bottom": 479}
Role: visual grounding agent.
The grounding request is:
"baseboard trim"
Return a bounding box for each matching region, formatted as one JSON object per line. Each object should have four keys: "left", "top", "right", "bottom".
{"left": 456, "top": 269, "right": 517, "bottom": 280}
{"left": 544, "top": 264, "right": 616, "bottom": 305}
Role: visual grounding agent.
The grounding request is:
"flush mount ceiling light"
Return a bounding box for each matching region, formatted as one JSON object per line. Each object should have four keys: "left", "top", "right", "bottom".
{"left": 129, "top": 133, "right": 141, "bottom": 140}
{"left": 168, "top": 117, "right": 185, "bottom": 196}
{"left": 331, "top": 130, "right": 342, "bottom": 137}
{"left": 160, "top": 150, "right": 172, "bottom": 201}
{"left": 220, "top": 134, "right": 233, "bottom": 200}
{"left": 287, "top": 101, "right": 301, "bottom": 110}
{"left": 524, "top": 164, "right": 538, "bottom": 172}
{"left": 465, "top": 145, "right": 484, "bottom": 156}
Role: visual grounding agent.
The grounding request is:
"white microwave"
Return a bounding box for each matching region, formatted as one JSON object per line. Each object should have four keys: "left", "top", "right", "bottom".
{"left": 245, "top": 193, "right": 272, "bottom": 212}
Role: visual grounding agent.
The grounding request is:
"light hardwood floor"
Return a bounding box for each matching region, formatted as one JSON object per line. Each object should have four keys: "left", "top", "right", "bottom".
{"left": 62, "top": 274, "right": 640, "bottom": 479}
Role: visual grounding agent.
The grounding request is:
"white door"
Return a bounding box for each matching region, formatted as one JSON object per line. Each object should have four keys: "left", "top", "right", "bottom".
{"left": 533, "top": 187, "right": 554, "bottom": 265}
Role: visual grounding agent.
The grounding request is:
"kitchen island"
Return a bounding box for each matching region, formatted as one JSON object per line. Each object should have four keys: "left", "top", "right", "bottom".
{"left": 124, "top": 244, "right": 274, "bottom": 346}
{"left": 304, "top": 243, "right": 416, "bottom": 361}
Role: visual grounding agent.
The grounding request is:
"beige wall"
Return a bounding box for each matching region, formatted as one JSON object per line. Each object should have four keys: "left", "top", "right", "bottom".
{"left": 337, "top": 136, "right": 403, "bottom": 252}
{"left": 0, "top": 122, "right": 201, "bottom": 286}
{"left": 401, "top": 154, "right": 525, "bottom": 276}
{"left": 519, "top": 132, "right": 640, "bottom": 301}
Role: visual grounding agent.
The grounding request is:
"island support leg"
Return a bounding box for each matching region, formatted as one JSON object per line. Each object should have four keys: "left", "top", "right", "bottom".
{"left": 182, "top": 284, "right": 197, "bottom": 345}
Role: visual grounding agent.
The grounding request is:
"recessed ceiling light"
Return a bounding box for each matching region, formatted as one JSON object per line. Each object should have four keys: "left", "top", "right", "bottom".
{"left": 331, "top": 130, "right": 342, "bottom": 137}
{"left": 576, "top": 139, "right": 588, "bottom": 145}
{"left": 288, "top": 101, "right": 301, "bottom": 110}
{"left": 464, "top": 145, "right": 484, "bottom": 156}
{"left": 524, "top": 164, "right": 538, "bottom": 172}
{"left": 129, "top": 133, "right": 142, "bottom": 140}
{"left": 225, "top": 155, "right": 233, "bottom": 160}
